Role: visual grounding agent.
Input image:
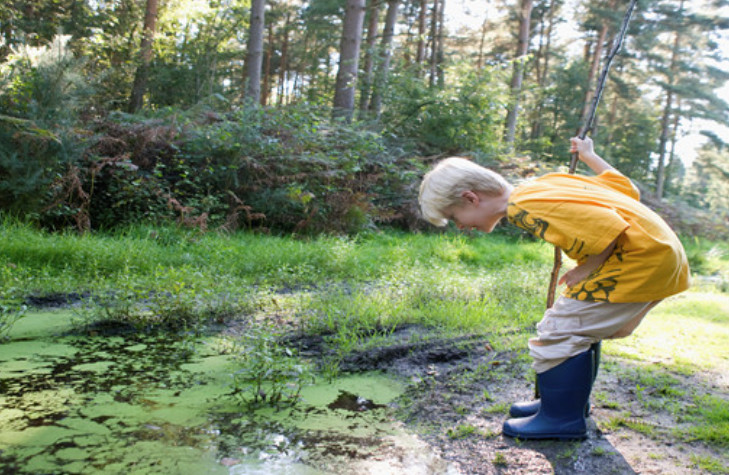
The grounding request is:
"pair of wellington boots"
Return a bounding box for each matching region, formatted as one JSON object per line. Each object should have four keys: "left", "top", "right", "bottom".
{"left": 502, "top": 342, "right": 601, "bottom": 440}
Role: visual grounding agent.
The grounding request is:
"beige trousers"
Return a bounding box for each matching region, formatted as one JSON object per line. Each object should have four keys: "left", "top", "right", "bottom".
{"left": 529, "top": 297, "right": 660, "bottom": 373}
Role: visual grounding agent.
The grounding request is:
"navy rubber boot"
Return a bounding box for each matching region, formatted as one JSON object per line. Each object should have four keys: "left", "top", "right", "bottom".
{"left": 502, "top": 348, "right": 594, "bottom": 440}
{"left": 508, "top": 341, "right": 601, "bottom": 418}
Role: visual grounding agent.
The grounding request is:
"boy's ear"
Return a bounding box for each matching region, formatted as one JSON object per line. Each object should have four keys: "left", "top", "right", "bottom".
{"left": 460, "top": 190, "right": 480, "bottom": 205}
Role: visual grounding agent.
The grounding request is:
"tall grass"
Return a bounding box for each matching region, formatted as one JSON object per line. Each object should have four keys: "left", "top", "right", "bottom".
{"left": 0, "top": 218, "right": 554, "bottom": 333}
{"left": 0, "top": 218, "right": 551, "bottom": 292}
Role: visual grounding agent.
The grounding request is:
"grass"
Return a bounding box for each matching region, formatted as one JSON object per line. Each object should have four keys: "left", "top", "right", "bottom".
{"left": 0, "top": 219, "right": 551, "bottom": 336}
{"left": 3, "top": 219, "right": 729, "bottom": 462}
{"left": 690, "top": 454, "right": 729, "bottom": 474}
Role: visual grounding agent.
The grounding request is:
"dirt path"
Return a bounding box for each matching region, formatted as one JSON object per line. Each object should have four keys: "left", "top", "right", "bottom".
{"left": 293, "top": 325, "right": 729, "bottom": 474}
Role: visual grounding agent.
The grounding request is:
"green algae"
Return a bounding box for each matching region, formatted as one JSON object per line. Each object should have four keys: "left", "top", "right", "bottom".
{"left": 0, "top": 310, "right": 421, "bottom": 474}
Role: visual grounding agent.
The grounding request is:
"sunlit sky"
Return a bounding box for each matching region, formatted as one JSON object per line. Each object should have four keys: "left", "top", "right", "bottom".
{"left": 443, "top": 0, "right": 729, "bottom": 165}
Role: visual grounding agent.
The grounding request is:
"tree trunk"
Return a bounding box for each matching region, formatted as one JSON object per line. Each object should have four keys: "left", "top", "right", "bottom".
{"left": 504, "top": 0, "right": 534, "bottom": 145}
{"left": 477, "top": 19, "right": 488, "bottom": 70}
{"left": 541, "top": 0, "right": 555, "bottom": 87}
{"left": 370, "top": 0, "right": 400, "bottom": 117}
{"left": 580, "top": 24, "right": 608, "bottom": 124}
{"left": 416, "top": 0, "right": 427, "bottom": 70}
{"left": 656, "top": 2, "right": 683, "bottom": 199}
{"left": 278, "top": 13, "right": 291, "bottom": 106}
{"left": 244, "top": 0, "right": 266, "bottom": 105}
{"left": 359, "top": 0, "right": 382, "bottom": 114}
{"left": 665, "top": 100, "right": 681, "bottom": 192}
{"left": 435, "top": 0, "right": 445, "bottom": 87}
{"left": 127, "top": 0, "right": 159, "bottom": 113}
{"left": 261, "top": 23, "right": 274, "bottom": 106}
{"left": 429, "top": 0, "right": 439, "bottom": 87}
{"left": 332, "top": 0, "right": 366, "bottom": 120}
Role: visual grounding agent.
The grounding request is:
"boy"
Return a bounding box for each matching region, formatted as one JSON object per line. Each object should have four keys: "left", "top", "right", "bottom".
{"left": 418, "top": 137, "right": 690, "bottom": 440}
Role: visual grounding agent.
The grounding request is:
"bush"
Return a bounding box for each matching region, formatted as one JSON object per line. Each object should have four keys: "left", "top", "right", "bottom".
{"left": 0, "top": 35, "right": 89, "bottom": 221}
{"left": 38, "top": 103, "right": 428, "bottom": 233}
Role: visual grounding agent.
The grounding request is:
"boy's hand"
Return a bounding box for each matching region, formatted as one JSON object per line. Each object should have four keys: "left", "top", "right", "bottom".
{"left": 559, "top": 237, "right": 620, "bottom": 287}
{"left": 570, "top": 136, "right": 597, "bottom": 160}
{"left": 559, "top": 265, "right": 593, "bottom": 287}
{"left": 569, "top": 136, "right": 614, "bottom": 174}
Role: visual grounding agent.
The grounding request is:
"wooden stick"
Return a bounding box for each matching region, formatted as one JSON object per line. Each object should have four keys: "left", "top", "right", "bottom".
{"left": 545, "top": 0, "right": 638, "bottom": 309}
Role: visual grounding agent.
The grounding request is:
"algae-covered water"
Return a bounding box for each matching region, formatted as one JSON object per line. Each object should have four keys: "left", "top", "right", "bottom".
{"left": 0, "top": 311, "right": 453, "bottom": 474}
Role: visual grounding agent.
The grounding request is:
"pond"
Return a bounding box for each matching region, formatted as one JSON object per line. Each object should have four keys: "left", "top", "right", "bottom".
{"left": 0, "top": 311, "right": 458, "bottom": 474}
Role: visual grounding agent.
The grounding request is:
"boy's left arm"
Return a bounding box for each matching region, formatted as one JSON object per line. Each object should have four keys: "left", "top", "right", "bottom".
{"left": 559, "top": 236, "right": 620, "bottom": 287}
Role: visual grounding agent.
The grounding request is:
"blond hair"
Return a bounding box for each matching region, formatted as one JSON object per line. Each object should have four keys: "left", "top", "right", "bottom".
{"left": 418, "top": 157, "right": 509, "bottom": 227}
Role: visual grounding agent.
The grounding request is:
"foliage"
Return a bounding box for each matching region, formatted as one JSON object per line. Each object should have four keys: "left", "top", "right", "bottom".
{"left": 0, "top": 36, "right": 89, "bottom": 217}
{"left": 230, "top": 327, "right": 314, "bottom": 408}
{"left": 683, "top": 143, "right": 729, "bottom": 214}
{"left": 383, "top": 65, "right": 509, "bottom": 156}
{"left": 27, "top": 102, "right": 430, "bottom": 233}
{"left": 0, "top": 263, "right": 27, "bottom": 340}
{"left": 74, "top": 267, "right": 253, "bottom": 331}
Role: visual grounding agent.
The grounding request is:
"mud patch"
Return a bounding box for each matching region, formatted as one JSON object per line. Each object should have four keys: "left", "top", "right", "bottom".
{"left": 288, "top": 323, "right": 729, "bottom": 474}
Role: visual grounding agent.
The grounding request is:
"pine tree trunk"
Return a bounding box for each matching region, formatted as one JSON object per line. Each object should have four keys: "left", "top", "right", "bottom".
{"left": 436, "top": 0, "right": 446, "bottom": 87}
{"left": 261, "top": 23, "right": 273, "bottom": 106}
{"left": 332, "top": 0, "right": 366, "bottom": 120}
{"left": 656, "top": 9, "right": 682, "bottom": 199}
{"left": 580, "top": 23, "right": 608, "bottom": 123}
{"left": 504, "top": 0, "right": 534, "bottom": 145}
{"left": 477, "top": 19, "right": 487, "bottom": 70}
{"left": 278, "top": 14, "right": 291, "bottom": 106}
{"left": 244, "top": 0, "right": 266, "bottom": 105}
{"left": 127, "top": 0, "right": 159, "bottom": 113}
{"left": 359, "top": 0, "right": 381, "bottom": 114}
{"left": 429, "top": 0, "right": 439, "bottom": 87}
{"left": 416, "top": 0, "right": 427, "bottom": 70}
{"left": 665, "top": 101, "right": 681, "bottom": 192}
{"left": 370, "top": 0, "right": 400, "bottom": 117}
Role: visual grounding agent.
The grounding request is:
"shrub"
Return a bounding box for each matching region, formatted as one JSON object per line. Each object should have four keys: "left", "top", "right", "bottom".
{"left": 0, "top": 35, "right": 90, "bottom": 224}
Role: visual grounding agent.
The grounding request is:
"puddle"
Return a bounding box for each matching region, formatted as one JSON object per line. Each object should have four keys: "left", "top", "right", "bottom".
{"left": 0, "top": 311, "right": 458, "bottom": 474}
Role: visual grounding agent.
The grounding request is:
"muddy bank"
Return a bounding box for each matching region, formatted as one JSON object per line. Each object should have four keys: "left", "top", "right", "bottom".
{"left": 286, "top": 323, "right": 727, "bottom": 474}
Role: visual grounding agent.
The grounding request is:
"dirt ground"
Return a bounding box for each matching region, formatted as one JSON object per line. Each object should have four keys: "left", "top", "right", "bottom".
{"left": 290, "top": 324, "right": 728, "bottom": 475}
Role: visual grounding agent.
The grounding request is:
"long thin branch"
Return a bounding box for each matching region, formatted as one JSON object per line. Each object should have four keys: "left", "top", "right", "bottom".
{"left": 546, "top": 0, "right": 638, "bottom": 309}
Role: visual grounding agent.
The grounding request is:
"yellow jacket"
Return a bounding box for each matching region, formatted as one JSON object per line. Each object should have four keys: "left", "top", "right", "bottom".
{"left": 507, "top": 170, "right": 690, "bottom": 302}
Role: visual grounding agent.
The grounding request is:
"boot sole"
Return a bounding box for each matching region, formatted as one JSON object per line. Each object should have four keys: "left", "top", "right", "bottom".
{"left": 502, "top": 428, "right": 588, "bottom": 440}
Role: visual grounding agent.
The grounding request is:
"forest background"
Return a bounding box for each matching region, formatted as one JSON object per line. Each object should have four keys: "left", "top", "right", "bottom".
{"left": 1, "top": 0, "right": 728, "bottom": 237}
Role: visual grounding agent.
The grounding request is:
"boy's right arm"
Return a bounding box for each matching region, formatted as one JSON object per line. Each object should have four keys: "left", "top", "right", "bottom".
{"left": 570, "top": 136, "right": 614, "bottom": 175}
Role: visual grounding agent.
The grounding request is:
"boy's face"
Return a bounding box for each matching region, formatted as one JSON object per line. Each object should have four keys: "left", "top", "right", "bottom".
{"left": 445, "top": 190, "right": 508, "bottom": 233}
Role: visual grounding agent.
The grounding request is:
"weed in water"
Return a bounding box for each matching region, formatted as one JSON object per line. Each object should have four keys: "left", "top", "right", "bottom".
{"left": 230, "top": 327, "right": 314, "bottom": 408}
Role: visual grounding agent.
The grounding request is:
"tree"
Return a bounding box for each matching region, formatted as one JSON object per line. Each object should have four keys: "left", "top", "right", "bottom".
{"left": 646, "top": 0, "right": 729, "bottom": 198}
{"left": 244, "top": 0, "right": 267, "bottom": 105}
{"left": 684, "top": 140, "right": 729, "bottom": 213}
{"left": 503, "top": 0, "right": 534, "bottom": 145}
{"left": 369, "top": 0, "right": 400, "bottom": 117}
{"left": 128, "top": 0, "right": 160, "bottom": 112}
{"left": 359, "top": 0, "right": 382, "bottom": 114}
{"left": 332, "top": 0, "right": 366, "bottom": 120}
